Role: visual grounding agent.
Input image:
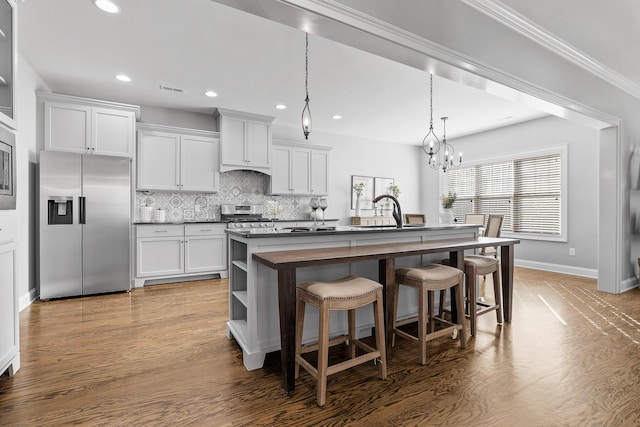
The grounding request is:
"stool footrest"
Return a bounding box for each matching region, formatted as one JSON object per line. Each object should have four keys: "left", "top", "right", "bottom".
{"left": 299, "top": 334, "right": 350, "bottom": 355}
{"left": 326, "top": 351, "right": 381, "bottom": 377}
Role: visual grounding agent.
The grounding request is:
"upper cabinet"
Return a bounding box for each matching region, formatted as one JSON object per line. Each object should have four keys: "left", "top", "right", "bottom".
{"left": 215, "top": 108, "right": 274, "bottom": 174}
{"left": 0, "top": 0, "right": 15, "bottom": 130}
{"left": 270, "top": 140, "right": 331, "bottom": 196}
{"left": 38, "top": 92, "right": 139, "bottom": 158}
{"left": 137, "top": 123, "right": 220, "bottom": 193}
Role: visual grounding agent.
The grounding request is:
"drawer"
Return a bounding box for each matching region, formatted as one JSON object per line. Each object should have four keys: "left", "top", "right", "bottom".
{"left": 0, "top": 213, "right": 17, "bottom": 243}
{"left": 185, "top": 223, "right": 226, "bottom": 236}
{"left": 136, "top": 224, "right": 184, "bottom": 238}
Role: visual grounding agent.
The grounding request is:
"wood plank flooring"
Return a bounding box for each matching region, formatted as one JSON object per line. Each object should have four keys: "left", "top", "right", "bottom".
{"left": 1, "top": 268, "right": 640, "bottom": 426}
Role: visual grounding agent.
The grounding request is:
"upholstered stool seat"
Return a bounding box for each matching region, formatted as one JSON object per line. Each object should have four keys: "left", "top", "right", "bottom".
{"left": 295, "top": 275, "right": 387, "bottom": 406}
{"left": 393, "top": 264, "right": 467, "bottom": 365}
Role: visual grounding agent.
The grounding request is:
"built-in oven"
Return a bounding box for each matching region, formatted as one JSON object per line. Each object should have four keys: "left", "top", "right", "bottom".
{"left": 0, "top": 125, "right": 15, "bottom": 210}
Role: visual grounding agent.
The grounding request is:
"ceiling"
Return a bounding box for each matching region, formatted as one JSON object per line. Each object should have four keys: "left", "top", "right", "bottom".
{"left": 17, "top": 0, "right": 639, "bottom": 145}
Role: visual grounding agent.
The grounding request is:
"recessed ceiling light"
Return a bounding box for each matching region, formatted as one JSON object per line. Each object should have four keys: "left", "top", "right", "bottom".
{"left": 93, "top": 0, "right": 120, "bottom": 14}
{"left": 275, "top": 104, "right": 287, "bottom": 110}
{"left": 332, "top": 115, "right": 342, "bottom": 120}
{"left": 205, "top": 91, "right": 218, "bottom": 98}
{"left": 115, "top": 74, "right": 131, "bottom": 82}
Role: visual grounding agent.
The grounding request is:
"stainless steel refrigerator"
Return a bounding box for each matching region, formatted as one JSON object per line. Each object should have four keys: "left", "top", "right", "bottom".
{"left": 39, "top": 151, "right": 131, "bottom": 299}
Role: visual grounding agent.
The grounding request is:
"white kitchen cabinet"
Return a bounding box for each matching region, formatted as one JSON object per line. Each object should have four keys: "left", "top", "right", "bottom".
{"left": 215, "top": 108, "right": 274, "bottom": 173}
{"left": 0, "top": 240, "right": 19, "bottom": 378}
{"left": 185, "top": 224, "right": 227, "bottom": 273}
{"left": 38, "top": 92, "right": 139, "bottom": 157}
{"left": 136, "top": 124, "right": 219, "bottom": 192}
{"left": 136, "top": 224, "right": 185, "bottom": 277}
{"left": 135, "top": 223, "right": 228, "bottom": 286}
{"left": 311, "top": 149, "right": 330, "bottom": 195}
{"left": 271, "top": 144, "right": 311, "bottom": 195}
{"left": 270, "top": 141, "right": 330, "bottom": 196}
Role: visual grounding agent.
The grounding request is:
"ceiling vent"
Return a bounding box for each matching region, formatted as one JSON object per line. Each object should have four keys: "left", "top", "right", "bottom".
{"left": 159, "top": 84, "right": 184, "bottom": 93}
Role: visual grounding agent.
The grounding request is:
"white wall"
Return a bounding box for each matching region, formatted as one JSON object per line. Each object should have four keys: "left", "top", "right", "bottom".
{"left": 451, "top": 116, "right": 599, "bottom": 275}
{"left": 15, "top": 55, "right": 48, "bottom": 307}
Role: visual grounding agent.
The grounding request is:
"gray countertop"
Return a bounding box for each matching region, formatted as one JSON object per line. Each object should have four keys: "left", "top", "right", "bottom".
{"left": 134, "top": 220, "right": 229, "bottom": 225}
{"left": 226, "top": 223, "right": 479, "bottom": 238}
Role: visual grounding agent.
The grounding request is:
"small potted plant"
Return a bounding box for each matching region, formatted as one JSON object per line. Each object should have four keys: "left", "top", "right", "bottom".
{"left": 440, "top": 191, "right": 456, "bottom": 223}
{"left": 388, "top": 183, "right": 400, "bottom": 198}
{"left": 352, "top": 182, "right": 366, "bottom": 216}
{"left": 440, "top": 191, "right": 456, "bottom": 209}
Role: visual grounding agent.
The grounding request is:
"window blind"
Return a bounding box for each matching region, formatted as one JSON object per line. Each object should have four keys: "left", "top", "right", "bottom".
{"left": 445, "top": 152, "right": 562, "bottom": 236}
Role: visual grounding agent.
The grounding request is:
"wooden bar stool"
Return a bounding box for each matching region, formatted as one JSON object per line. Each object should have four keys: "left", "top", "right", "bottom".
{"left": 464, "top": 255, "right": 503, "bottom": 337}
{"left": 439, "top": 255, "right": 503, "bottom": 336}
{"left": 393, "top": 264, "right": 467, "bottom": 365}
{"left": 295, "top": 275, "right": 387, "bottom": 406}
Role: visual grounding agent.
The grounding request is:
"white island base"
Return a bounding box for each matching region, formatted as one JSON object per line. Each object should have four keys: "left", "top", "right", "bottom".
{"left": 226, "top": 224, "right": 479, "bottom": 370}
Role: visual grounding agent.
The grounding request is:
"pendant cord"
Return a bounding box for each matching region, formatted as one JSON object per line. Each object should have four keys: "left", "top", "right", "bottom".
{"left": 305, "top": 33, "right": 309, "bottom": 100}
{"left": 429, "top": 74, "right": 433, "bottom": 128}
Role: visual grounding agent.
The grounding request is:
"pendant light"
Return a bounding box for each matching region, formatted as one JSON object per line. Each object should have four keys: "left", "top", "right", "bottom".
{"left": 421, "top": 74, "right": 440, "bottom": 161}
{"left": 301, "top": 32, "right": 312, "bottom": 139}
{"left": 422, "top": 74, "right": 462, "bottom": 172}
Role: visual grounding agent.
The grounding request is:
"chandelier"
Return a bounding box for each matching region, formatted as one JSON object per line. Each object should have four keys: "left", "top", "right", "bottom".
{"left": 301, "top": 32, "right": 312, "bottom": 140}
{"left": 421, "top": 74, "right": 462, "bottom": 172}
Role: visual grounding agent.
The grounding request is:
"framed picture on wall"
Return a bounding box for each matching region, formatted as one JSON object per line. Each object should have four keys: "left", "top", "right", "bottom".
{"left": 374, "top": 177, "right": 394, "bottom": 198}
{"left": 351, "top": 175, "right": 374, "bottom": 209}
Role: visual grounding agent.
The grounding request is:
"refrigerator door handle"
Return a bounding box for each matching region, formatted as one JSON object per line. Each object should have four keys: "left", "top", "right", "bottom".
{"left": 79, "top": 196, "right": 86, "bottom": 224}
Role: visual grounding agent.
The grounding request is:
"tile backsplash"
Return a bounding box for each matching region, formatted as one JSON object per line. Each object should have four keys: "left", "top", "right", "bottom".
{"left": 135, "top": 170, "right": 319, "bottom": 222}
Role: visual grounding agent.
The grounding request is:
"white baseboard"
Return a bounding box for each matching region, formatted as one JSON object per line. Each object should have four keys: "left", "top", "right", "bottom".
{"left": 515, "top": 259, "right": 598, "bottom": 279}
{"left": 19, "top": 288, "right": 37, "bottom": 312}
{"left": 620, "top": 277, "right": 639, "bottom": 293}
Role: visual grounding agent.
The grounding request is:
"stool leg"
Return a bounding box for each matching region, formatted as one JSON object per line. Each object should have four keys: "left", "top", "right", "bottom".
{"left": 427, "top": 290, "right": 435, "bottom": 334}
{"left": 373, "top": 292, "right": 387, "bottom": 380}
{"left": 317, "top": 300, "right": 330, "bottom": 406}
{"left": 392, "top": 281, "right": 400, "bottom": 347}
{"left": 454, "top": 273, "right": 468, "bottom": 348}
{"left": 438, "top": 290, "right": 446, "bottom": 318}
{"left": 493, "top": 267, "right": 503, "bottom": 324}
{"left": 348, "top": 308, "right": 356, "bottom": 359}
{"left": 295, "top": 290, "right": 305, "bottom": 379}
{"left": 468, "top": 267, "right": 478, "bottom": 337}
{"left": 418, "top": 284, "right": 427, "bottom": 365}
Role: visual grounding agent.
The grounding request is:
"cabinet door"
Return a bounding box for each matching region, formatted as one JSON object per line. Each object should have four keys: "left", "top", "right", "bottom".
{"left": 136, "top": 237, "right": 184, "bottom": 277}
{"left": 310, "top": 150, "right": 329, "bottom": 195}
{"left": 44, "top": 101, "right": 91, "bottom": 153}
{"left": 247, "top": 120, "right": 271, "bottom": 168}
{"left": 181, "top": 136, "right": 219, "bottom": 192}
{"left": 290, "top": 147, "right": 311, "bottom": 194}
{"left": 137, "top": 130, "right": 180, "bottom": 191}
{"left": 92, "top": 107, "right": 135, "bottom": 157}
{"left": 271, "top": 145, "right": 292, "bottom": 194}
{"left": 220, "top": 116, "right": 247, "bottom": 166}
{"left": 185, "top": 235, "right": 226, "bottom": 273}
{"left": 0, "top": 242, "right": 18, "bottom": 375}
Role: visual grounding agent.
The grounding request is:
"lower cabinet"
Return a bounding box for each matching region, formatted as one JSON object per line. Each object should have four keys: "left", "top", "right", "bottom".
{"left": 0, "top": 240, "right": 19, "bottom": 378}
{"left": 135, "top": 223, "right": 227, "bottom": 286}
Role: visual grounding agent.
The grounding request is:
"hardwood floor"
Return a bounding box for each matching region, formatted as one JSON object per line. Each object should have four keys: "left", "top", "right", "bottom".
{"left": 1, "top": 268, "right": 640, "bottom": 426}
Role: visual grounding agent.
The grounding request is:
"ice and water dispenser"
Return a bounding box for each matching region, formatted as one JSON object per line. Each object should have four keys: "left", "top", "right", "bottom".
{"left": 47, "top": 196, "right": 73, "bottom": 225}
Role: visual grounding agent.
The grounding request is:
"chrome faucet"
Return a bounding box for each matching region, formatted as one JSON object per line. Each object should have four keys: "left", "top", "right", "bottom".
{"left": 372, "top": 194, "right": 403, "bottom": 228}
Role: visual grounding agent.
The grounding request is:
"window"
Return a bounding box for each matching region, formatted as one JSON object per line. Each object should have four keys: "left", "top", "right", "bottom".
{"left": 444, "top": 148, "right": 565, "bottom": 239}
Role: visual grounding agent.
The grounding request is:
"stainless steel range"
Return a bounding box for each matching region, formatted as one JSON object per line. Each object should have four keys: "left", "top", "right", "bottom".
{"left": 221, "top": 204, "right": 274, "bottom": 231}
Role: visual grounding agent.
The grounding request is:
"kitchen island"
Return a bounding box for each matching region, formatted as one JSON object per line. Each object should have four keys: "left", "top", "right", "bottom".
{"left": 226, "top": 223, "right": 483, "bottom": 371}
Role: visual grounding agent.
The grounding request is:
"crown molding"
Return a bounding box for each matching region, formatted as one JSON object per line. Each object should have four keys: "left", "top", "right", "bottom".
{"left": 461, "top": 0, "right": 640, "bottom": 100}
{"left": 279, "top": 0, "right": 619, "bottom": 127}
